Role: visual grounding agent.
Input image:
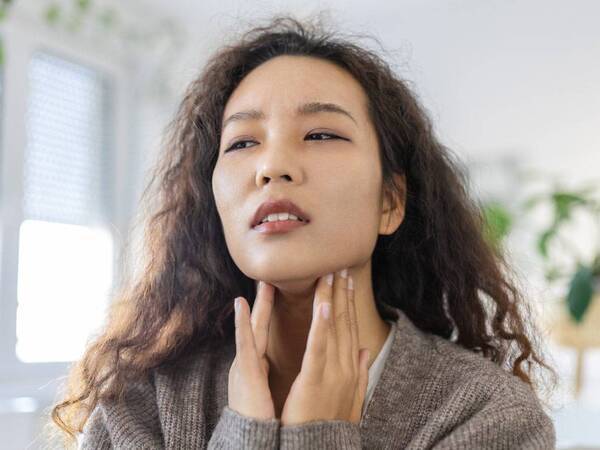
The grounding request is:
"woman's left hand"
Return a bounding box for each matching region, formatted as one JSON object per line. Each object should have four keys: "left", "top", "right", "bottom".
{"left": 280, "top": 269, "right": 370, "bottom": 426}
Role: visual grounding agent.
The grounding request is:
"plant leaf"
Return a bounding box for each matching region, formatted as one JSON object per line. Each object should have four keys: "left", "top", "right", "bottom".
{"left": 552, "top": 191, "right": 588, "bottom": 221}
{"left": 76, "top": 0, "right": 91, "bottom": 12}
{"left": 566, "top": 265, "right": 594, "bottom": 323}
{"left": 482, "top": 202, "right": 512, "bottom": 251}
{"left": 537, "top": 225, "right": 558, "bottom": 259}
{"left": 45, "top": 4, "right": 61, "bottom": 25}
{"left": 592, "top": 255, "right": 600, "bottom": 277}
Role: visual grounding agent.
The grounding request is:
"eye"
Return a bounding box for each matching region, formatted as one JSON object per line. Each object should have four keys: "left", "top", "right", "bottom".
{"left": 223, "top": 132, "right": 346, "bottom": 153}
{"left": 306, "top": 132, "right": 343, "bottom": 141}
{"left": 224, "top": 139, "right": 258, "bottom": 153}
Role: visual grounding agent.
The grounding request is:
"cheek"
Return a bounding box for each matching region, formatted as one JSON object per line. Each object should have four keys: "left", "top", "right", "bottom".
{"left": 211, "top": 171, "right": 244, "bottom": 258}
{"left": 212, "top": 166, "right": 239, "bottom": 216}
{"left": 314, "top": 166, "right": 381, "bottom": 254}
{"left": 329, "top": 158, "right": 381, "bottom": 222}
{"left": 211, "top": 169, "right": 242, "bottom": 246}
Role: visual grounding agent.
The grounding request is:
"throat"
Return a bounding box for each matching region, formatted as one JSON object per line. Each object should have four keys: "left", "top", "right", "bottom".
{"left": 269, "top": 372, "right": 295, "bottom": 419}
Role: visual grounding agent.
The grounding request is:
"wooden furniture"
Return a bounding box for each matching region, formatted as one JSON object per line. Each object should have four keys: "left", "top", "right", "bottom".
{"left": 549, "top": 293, "right": 600, "bottom": 397}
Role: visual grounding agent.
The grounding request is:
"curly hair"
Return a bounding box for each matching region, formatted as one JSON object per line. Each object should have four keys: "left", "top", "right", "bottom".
{"left": 48, "top": 13, "right": 557, "bottom": 448}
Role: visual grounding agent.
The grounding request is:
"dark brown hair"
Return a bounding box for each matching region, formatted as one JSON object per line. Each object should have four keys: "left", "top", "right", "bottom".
{"left": 48, "top": 14, "right": 557, "bottom": 448}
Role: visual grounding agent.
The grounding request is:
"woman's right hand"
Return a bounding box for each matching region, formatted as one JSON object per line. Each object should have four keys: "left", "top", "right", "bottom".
{"left": 228, "top": 280, "right": 276, "bottom": 420}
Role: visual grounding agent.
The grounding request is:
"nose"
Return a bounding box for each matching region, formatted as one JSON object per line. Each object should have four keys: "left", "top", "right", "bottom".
{"left": 260, "top": 173, "right": 293, "bottom": 186}
{"left": 255, "top": 144, "right": 303, "bottom": 187}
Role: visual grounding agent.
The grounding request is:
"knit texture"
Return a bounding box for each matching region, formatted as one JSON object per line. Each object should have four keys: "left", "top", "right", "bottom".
{"left": 79, "top": 304, "right": 556, "bottom": 449}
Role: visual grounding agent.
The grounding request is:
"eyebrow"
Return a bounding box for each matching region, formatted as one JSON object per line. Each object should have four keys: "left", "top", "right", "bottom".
{"left": 221, "top": 101, "right": 357, "bottom": 131}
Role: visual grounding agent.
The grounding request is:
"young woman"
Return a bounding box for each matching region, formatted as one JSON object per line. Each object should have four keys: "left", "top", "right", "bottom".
{"left": 50, "top": 15, "right": 558, "bottom": 449}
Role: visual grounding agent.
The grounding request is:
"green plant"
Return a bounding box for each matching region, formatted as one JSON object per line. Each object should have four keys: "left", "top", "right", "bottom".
{"left": 0, "top": 0, "right": 107, "bottom": 64}
{"left": 0, "top": 1, "right": 177, "bottom": 64}
{"left": 42, "top": 0, "right": 116, "bottom": 33}
{"left": 521, "top": 180, "right": 600, "bottom": 323}
{"left": 0, "top": 0, "right": 183, "bottom": 101}
{"left": 481, "top": 200, "right": 514, "bottom": 254}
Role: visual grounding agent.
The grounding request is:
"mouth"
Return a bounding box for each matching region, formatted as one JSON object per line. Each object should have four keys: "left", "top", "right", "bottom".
{"left": 252, "top": 218, "right": 309, "bottom": 234}
{"left": 250, "top": 198, "right": 311, "bottom": 229}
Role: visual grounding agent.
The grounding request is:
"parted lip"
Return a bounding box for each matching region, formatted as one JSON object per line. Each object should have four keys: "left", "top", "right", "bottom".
{"left": 251, "top": 199, "right": 311, "bottom": 228}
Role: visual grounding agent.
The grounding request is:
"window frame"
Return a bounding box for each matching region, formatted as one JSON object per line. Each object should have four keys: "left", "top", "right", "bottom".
{"left": 0, "top": 16, "right": 139, "bottom": 408}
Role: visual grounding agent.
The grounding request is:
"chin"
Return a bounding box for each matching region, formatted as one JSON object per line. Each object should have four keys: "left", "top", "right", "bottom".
{"left": 246, "top": 272, "right": 319, "bottom": 295}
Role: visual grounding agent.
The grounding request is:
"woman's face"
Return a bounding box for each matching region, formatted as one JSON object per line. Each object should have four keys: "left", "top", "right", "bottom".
{"left": 212, "top": 55, "right": 396, "bottom": 288}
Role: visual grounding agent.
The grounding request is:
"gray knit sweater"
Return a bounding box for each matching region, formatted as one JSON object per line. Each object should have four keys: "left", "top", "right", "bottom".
{"left": 79, "top": 304, "right": 556, "bottom": 449}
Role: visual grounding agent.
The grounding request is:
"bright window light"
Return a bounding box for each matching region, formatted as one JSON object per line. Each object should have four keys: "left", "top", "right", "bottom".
{"left": 16, "top": 220, "right": 113, "bottom": 363}
{"left": 16, "top": 50, "right": 115, "bottom": 363}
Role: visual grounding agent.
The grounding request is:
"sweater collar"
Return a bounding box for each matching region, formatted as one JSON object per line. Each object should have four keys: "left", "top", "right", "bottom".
{"left": 359, "top": 303, "right": 434, "bottom": 430}
{"left": 213, "top": 302, "right": 433, "bottom": 439}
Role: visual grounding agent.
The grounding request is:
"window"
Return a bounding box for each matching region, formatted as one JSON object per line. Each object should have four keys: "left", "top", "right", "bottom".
{"left": 16, "top": 51, "right": 115, "bottom": 363}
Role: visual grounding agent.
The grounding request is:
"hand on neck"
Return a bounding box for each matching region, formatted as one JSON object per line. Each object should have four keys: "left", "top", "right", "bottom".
{"left": 262, "top": 266, "right": 391, "bottom": 411}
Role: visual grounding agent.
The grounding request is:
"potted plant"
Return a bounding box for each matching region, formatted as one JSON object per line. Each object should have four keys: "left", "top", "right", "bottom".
{"left": 520, "top": 180, "right": 600, "bottom": 396}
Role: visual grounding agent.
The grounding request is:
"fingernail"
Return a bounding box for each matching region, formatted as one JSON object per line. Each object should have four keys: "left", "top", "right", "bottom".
{"left": 348, "top": 276, "right": 354, "bottom": 290}
{"left": 321, "top": 303, "right": 331, "bottom": 319}
{"left": 234, "top": 297, "right": 240, "bottom": 315}
{"left": 326, "top": 273, "right": 333, "bottom": 285}
{"left": 341, "top": 268, "right": 348, "bottom": 278}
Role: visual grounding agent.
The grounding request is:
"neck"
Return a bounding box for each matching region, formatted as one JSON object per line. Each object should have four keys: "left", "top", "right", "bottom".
{"left": 264, "top": 261, "right": 391, "bottom": 415}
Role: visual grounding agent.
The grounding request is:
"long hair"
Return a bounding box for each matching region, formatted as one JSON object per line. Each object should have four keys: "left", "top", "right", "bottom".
{"left": 48, "top": 14, "right": 557, "bottom": 448}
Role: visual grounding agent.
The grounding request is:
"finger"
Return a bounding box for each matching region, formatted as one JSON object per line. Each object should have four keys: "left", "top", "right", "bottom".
{"left": 348, "top": 275, "right": 359, "bottom": 374}
{"left": 333, "top": 269, "right": 351, "bottom": 365}
{"left": 357, "top": 348, "right": 370, "bottom": 410}
{"left": 234, "top": 297, "right": 260, "bottom": 371}
{"left": 350, "top": 347, "right": 370, "bottom": 424}
{"left": 303, "top": 274, "right": 333, "bottom": 379}
{"left": 302, "top": 299, "right": 332, "bottom": 380}
{"left": 250, "top": 281, "right": 275, "bottom": 356}
{"left": 314, "top": 273, "right": 337, "bottom": 345}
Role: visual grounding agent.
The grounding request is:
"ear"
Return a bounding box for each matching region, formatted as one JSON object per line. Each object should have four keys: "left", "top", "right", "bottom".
{"left": 379, "top": 173, "right": 406, "bottom": 235}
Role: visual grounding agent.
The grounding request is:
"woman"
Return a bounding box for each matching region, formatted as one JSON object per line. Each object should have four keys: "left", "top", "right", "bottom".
{"left": 50, "top": 15, "right": 558, "bottom": 449}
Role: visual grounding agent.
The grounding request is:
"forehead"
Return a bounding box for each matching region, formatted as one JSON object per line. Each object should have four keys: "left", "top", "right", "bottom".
{"left": 222, "top": 55, "right": 369, "bottom": 120}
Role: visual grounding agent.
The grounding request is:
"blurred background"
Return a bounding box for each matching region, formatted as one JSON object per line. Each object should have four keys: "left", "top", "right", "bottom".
{"left": 0, "top": 0, "right": 598, "bottom": 448}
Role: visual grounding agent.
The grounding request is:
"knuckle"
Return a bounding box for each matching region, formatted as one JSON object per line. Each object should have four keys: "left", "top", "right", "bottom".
{"left": 348, "top": 296, "right": 356, "bottom": 309}
{"left": 336, "top": 309, "right": 351, "bottom": 326}
{"left": 348, "top": 313, "right": 356, "bottom": 328}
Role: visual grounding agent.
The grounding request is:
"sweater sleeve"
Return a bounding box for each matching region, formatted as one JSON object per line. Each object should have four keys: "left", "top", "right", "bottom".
{"left": 78, "top": 401, "right": 164, "bottom": 449}
{"left": 430, "top": 403, "right": 556, "bottom": 450}
{"left": 79, "top": 377, "right": 165, "bottom": 449}
{"left": 78, "top": 405, "right": 112, "bottom": 450}
{"left": 279, "top": 420, "right": 362, "bottom": 449}
{"left": 207, "top": 406, "right": 280, "bottom": 449}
